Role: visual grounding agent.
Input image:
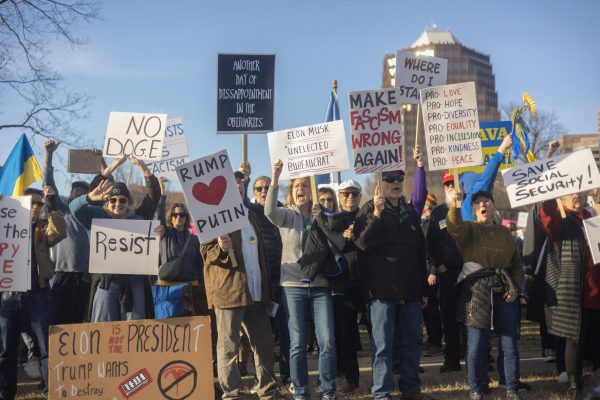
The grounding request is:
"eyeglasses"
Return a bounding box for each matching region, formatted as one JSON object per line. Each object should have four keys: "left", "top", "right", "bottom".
{"left": 31, "top": 201, "right": 45, "bottom": 207}
{"left": 172, "top": 212, "right": 187, "bottom": 218}
{"left": 253, "top": 186, "right": 270, "bottom": 193}
{"left": 108, "top": 196, "right": 128, "bottom": 204}
{"left": 319, "top": 197, "right": 334, "bottom": 203}
{"left": 339, "top": 191, "right": 361, "bottom": 198}
{"left": 382, "top": 176, "right": 404, "bottom": 183}
{"left": 474, "top": 199, "right": 492, "bottom": 205}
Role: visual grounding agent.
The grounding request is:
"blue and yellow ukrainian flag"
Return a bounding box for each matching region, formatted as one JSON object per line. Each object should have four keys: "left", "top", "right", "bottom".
{"left": 0, "top": 133, "right": 43, "bottom": 195}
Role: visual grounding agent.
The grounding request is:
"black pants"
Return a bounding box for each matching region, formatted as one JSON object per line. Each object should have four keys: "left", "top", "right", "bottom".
{"left": 539, "top": 317, "right": 556, "bottom": 353}
{"left": 564, "top": 308, "right": 600, "bottom": 376}
{"left": 438, "top": 269, "right": 462, "bottom": 366}
{"left": 333, "top": 288, "right": 362, "bottom": 385}
{"left": 422, "top": 282, "right": 443, "bottom": 347}
{"left": 51, "top": 272, "right": 90, "bottom": 324}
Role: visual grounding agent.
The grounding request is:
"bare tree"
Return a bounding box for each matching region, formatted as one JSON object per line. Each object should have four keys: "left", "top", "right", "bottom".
{"left": 0, "top": 0, "right": 100, "bottom": 146}
{"left": 501, "top": 103, "right": 567, "bottom": 161}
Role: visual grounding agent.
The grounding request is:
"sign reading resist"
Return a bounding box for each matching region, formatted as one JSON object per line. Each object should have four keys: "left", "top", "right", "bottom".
{"left": 176, "top": 150, "right": 249, "bottom": 242}
{"left": 501, "top": 149, "right": 600, "bottom": 208}
{"left": 103, "top": 112, "right": 167, "bottom": 161}
{"left": 0, "top": 196, "right": 31, "bottom": 292}
{"left": 348, "top": 88, "right": 404, "bottom": 174}
{"left": 395, "top": 51, "right": 448, "bottom": 104}
{"left": 420, "top": 82, "right": 481, "bottom": 171}
{"left": 267, "top": 120, "right": 349, "bottom": 180}
{"left": 217, "top": 53, "right": 275, "bottom": 133}
{"left": 146, "top": 118, "right": 190, "bottom": 181}
{"left": 89, "top": 219, "right": 160, "bottom": 275}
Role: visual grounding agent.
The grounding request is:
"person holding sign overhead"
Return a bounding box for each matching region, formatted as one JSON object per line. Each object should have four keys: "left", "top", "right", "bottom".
{"left": 265, "top": 160, "right": 337, "bottom": 400}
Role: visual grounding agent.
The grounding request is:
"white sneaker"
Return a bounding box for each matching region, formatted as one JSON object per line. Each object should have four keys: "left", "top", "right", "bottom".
{"left": 24, "top": 359, "right": 41, "bottom": 379}
{"left": 543, "top": 349, "right": 556, "bottom": 362}
{"left": 557, "top": 371, "right": 569, "bottom": 384}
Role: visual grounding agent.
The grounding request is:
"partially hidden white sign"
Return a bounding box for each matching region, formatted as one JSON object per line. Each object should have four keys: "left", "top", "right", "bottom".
{"left": 584, "top": 216, "right": 600, "bottom": 265}
{"left": 89, "top": 219, "right": 160, "bottom": 275}
{"left": 176, "top": 150, "right": 250, "bottom": 243}
{"left": 0, "top": 196, "right": 31, "bottom": 292}
{"left": 501, "top": 149, "right": 600, "bottom": 208}
{"left": 348, "top": 88, "right": 404, "bottom": 174}
{"left": 146, "top": 117, "right": 190, "bottom": 181}
{"left": 103, "top": 112, "right": 167, "bottom": 161}
{"left": 420, "top": 82, "right": 481, "bottom": 171}
{"left": 395, "top": 51, "right": 448, "bottom": 104}
{"left": 267, "top": 120, "right": 349, "bottom": 180}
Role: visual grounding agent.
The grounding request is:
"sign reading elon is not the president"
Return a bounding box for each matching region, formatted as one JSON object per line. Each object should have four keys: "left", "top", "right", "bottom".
{"left": 176, "top": 150, "right": 249, "bottom": 242}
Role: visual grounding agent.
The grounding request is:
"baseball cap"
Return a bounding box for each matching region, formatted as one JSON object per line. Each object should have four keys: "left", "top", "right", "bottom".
{"left": 338, "top": 179, "right": 362, "bottom": 192}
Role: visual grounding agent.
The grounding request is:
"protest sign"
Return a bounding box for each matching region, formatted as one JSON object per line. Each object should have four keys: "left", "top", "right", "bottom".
{"left": 458, "top": 121, "right": 516, "bottom": 174}
{"left": 420, "top": 82, "right": 481, "bottom": 171}
{"left": 517, "top": 212, "right": 528, "bottom": 228}
{"left": 267, "top": 120, "right": 349, "bottom": 180}
{"left": 67, "top": 150, "right": 103, "bottom": 174}
{"left": 176, "top": 150, "right": 249, "bottom": 242}
{"left": 217, "top": 53, "right": 275, "bottom": 133}
{"left": 0, "top": 196, "right": 31, "bottom": 292}
{"left": 348, "top": 88, "right": 404, "bottom": 174}
{"left": 395, "top": 51, "right": 448, "bottom": 104}
{"left": 584, "top": 216, "right": 600, "bottom": 264}
{"left": 103, "top": 112, "right": 167, "bottom": 161}
{"left": 89, "top": 219, "right": 160, "bottom": 275}
{"left": 146, "top": 118, "right": 190, "bottom": 181}
{"left": 48, "top": 316, "right": 214, "bottom": 400}
{"left": 502, "top": 149, "right": 600, "bottom": 208}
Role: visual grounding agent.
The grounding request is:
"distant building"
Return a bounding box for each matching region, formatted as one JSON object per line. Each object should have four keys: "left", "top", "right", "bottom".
{"left": 559, "top": 133, "right": 600, "bottom": 169}
{"left": 382, "top": 26, "right": 500, "bottom": 200}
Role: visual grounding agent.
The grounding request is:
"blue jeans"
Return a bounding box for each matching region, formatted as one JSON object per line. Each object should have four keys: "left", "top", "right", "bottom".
{"left": 369, "top": 299, "right": 422, "bottom": 399}
{"left": 468, "top": 296, "right": 519, "bottom": 393}
{"left": 91, "top": 276, "right": 146, "bottom": 322}
{"left": 0, "top": 290, "right": 52, "bottom": 398}
{"left": 283, "top": 287, "right": 336, "bottom": 399}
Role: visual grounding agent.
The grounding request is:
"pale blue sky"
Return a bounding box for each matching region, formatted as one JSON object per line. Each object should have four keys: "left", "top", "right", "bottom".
{"left": 2, "top": 0, "right": 599, "bottom": 192}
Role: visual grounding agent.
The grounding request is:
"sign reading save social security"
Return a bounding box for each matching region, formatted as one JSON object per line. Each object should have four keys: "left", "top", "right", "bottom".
{"left": 395, "top": 51, "right": 448, "bottom": 104}
{"left": 420, "top": 82, "right": 481, "bottom": 171}
{"left": 348, "top": 88, "right": 404, "bottom": 174}
{"left": 176, "top": 150, "right": 249, "bottom": 242}
{"left": 103, "top": 112, "right": 167, "bottom": 161}
{"left": 458, "top": 121, "right": 516, "bottom": 174}
{"left": 267, "top": 120, "right": 349, "bottom": 180}
{"left": 146, "top": 118, "right": 190, "bottom": 181}
{"left": 502, "top": 149, "right": 600, "bottom": 208}
{"left": 0, "top": 196, "right": 31, "bottom": 292}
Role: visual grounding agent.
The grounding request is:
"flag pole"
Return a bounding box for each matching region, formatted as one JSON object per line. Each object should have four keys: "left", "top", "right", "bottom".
{"left": 415, "top": 103, "right": 421, "bottom": 148}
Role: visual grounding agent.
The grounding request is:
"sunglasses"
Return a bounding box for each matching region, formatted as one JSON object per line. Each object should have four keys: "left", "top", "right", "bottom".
{"left": 339, "top": 191, "right": 361, "bottom": 198}
{"left": 382, "top": 176, "right": 404, "bottom": 183}
{"left": 253, "top": 186, "right": 270, "bottom": 193}
{"left": 108, "top": 196, "right": 128, "bottom": 204}
{"left": 172, "top": 212, "right": 187, "bottom": 218}
{"left": 32, "top": 201, "right": 45, "bottom": 207}
{"left": 319, "top": 197, "right": 334, "bottom": 203}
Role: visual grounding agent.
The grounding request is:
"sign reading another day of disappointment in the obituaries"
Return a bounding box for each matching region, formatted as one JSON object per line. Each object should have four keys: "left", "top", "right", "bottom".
{"left": 420, "top": 82, "right": 481, "bottom": 171}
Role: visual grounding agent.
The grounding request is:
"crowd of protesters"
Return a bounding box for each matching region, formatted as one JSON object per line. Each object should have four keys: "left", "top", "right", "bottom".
{"left": 1, "top": 136, "right": 600, "bottom": 400}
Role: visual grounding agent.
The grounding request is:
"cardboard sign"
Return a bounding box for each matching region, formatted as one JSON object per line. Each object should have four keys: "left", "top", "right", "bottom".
{"left": 146, "top": 118, "right": 190, "bottom": 181}
{"left": 502, "top": 149, "right": 600, "bottom": 208}
{"left": 48, "top": 316, "right": 214, "bottom": 400}
{"left": 458, "top": 121, "right": 516, "bottom": 174}
{"left": 420, "top": 82, "right": 481, "bottom": 171}
{"left": 0, "top": 196, "right": 31, "bottom": 292}
{"left": 103, "top": 112, "right": 167, "bottom": 161}
{"left": 67, "top": 150, "right": 103, "bottom": 174}
{"left": 584, "top": 216, "right": 600, "bottom": 264}
{"left": 395, "top": 51, "right": 448, "bottom": 104}
{"left": 267, "top": 120, "right": 350, "bottom": 180}
{"left": 348, "top": 88, "right": 405, "bottom": 174}
{"left": 217, "top": 53, "right": 275, "bottom": 133}
{"left": 89, "top": 219, "right": 160, "bottom": 275}
{"left": 517, "top": 212, "right": 528, "bottom": 228}
{"left": 176, "top": 150, "right": 249, "bottom": 243}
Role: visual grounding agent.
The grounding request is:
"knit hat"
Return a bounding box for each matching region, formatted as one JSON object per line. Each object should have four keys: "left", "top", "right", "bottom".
{"left": 109, "top": 182, "right": 131, "bottom": 201}
{"left": 425, "top": 193, "right": 438, "bottom": 209}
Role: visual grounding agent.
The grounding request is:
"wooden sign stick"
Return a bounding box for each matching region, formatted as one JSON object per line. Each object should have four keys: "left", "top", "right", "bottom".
{"left": 242, "top": 133, "right": 248, "bottom": 166}
{"left": 415, "top": 103, "right": 422, "bottom": 148}
{"left": 310, "top": 175, "right": 318, "bottom": 207}
{"left": 453, "top": 168, "right": 462, "bottom": 207}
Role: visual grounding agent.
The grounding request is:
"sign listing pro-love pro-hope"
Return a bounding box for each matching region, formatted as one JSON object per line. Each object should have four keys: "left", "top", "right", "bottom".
{"left": 176, "top": 150, "right": 249, "bottom": 243}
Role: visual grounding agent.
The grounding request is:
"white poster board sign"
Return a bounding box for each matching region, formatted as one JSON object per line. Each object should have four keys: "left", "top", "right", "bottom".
{"left": 267, "top": 120, "right": 350, "bottom": 180}
{"left": 146, "top": 118, "right": 190, "bottom": 181}
{"left": 0, "top": 196, "right": 31, "bottom": 292}
{"left": 420, "top": 82, "right": 481, "bottom": 171}
{"left": 176, "top": 150, "right": 249, "bottom": 243}
{"left": 103, "top": 112, "right": 167, "bottom": 161}
{"left": 348, "top": 88, "right": 405, "bottom": 174}
{"left": 584, "top": 216, "right": 600, "bottom": 264}
{"left": 395, "top": 51, "right": 448, "bottom": 104}
{"left": 89, "top": 219, "right": 160, "bottom": 275}
{"left": 517, "top": 212, "right": 528, "bottom": 228}
{"left": 502, "top": 149, "right": 600, "bottom": 208}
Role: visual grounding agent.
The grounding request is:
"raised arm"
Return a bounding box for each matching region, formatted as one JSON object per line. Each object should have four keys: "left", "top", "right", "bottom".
{"left": 131, "top": 156, "right": 161, "bottom": 219}
{"left": 264, "top": 160, "right": 295, "bottom": 227}
{"left": 446, "top": 189, "right": 473, "bottom": 247}
{"left": 43, "top": 140, "right": 67, "bottom": 211}
{"left": 69, "top": 179, "right": 112, "bottom": 230}
{"left": 410, "top": 145, "right": 428, "bottom": 216}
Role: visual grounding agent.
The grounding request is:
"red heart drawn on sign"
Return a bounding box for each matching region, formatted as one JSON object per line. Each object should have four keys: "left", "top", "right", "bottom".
{"left": 192, "top": 176, "right": 227, "bottom": 206}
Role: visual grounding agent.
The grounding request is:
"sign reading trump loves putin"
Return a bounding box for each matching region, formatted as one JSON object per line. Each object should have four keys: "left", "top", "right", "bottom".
{"left": 103, "top": 112, "right": 167, "bottom": 161}
{"left": 176, "top": 150, "right": 249, "bottom": 242}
